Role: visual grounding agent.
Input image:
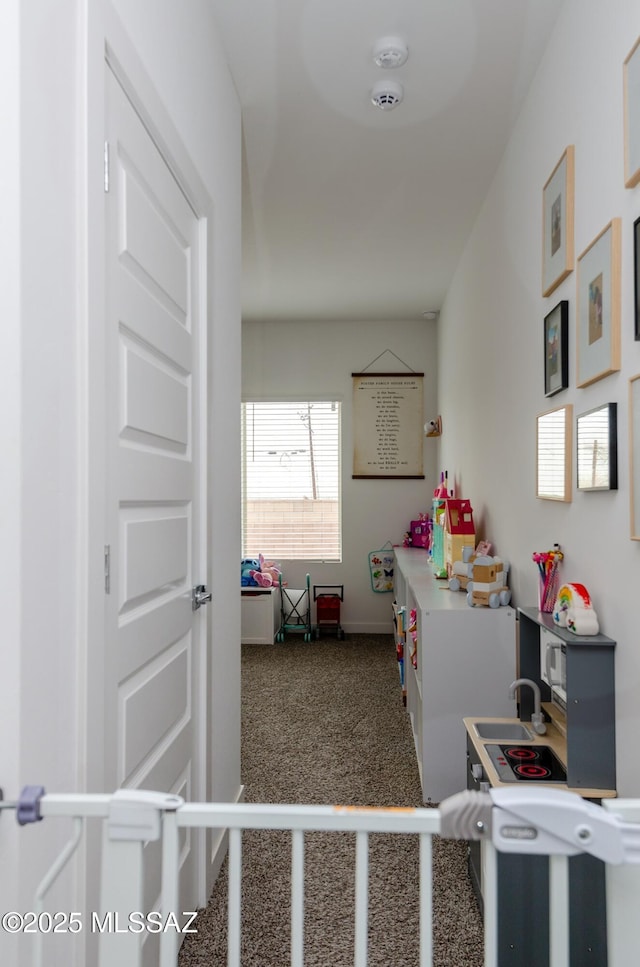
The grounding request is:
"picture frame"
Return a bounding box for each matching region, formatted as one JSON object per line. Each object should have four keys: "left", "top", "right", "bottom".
{"left": 576, "top": 219, "right": 621, "bottom": 388}
{"left": 542, "top": 146, "right": 575, "bottom": 297}
{"left": 634, "top": 215, "right": 640, "bottom": 340}
{"left": 624, "top": 36, "right": 640, "bottom": 189}
{"left": 536, "top": 404, "right": 573, "bottom": 502}
{"left": 576, "top": 403, "right": 618, "bottom": 491}
{"left": 630, "top": 376, "right": 640, "bottom": 539}
{"left": 544, "top": 300, "right": 569, "bottom": 397}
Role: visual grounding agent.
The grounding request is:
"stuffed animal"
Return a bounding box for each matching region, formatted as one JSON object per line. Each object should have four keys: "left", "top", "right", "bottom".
{"left": 248, "top": 553, "right": 283, "bottom": 588}
{"left": 241, "top": 558, "right": 260, "bottom": 587}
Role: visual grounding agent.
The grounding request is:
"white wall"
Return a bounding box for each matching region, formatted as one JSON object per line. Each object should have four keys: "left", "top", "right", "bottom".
{"left": 242, "top": 319, "right": 438, "bottom": 632}
{"left": 0, "top": 2, "right": 241, "bottom": 962}
{"left": 0, "top": 5, "right": 86, "bottom": 963}
{"left": 0, "top": 4, "right": 24, "bottom": 962}
{"left": 437, "top": 0, "right": 640, "bottom": 794}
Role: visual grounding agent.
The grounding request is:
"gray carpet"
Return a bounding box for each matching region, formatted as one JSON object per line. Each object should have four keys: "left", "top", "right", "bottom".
{"left": 179, "top": 634, "right": 483, "bottom": 966}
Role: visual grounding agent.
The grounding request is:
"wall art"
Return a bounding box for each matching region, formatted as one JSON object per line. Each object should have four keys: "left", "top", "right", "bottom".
{"left": 536, "top": 404, "right": 573, "bottom": 502}
{"left": 576, "top": 403, "right": 617, "bottom": 491}
{"left": 624, "top": 36, "right": 640, "bottom": 188}
{"left": 542, "top": 146, "right": 575, "bottom": 297}
{"left": 576, "top": 219, "right": 621, "bottom": 388}
{"left": 544, "top": 300, "right": 569, "bottom": 397}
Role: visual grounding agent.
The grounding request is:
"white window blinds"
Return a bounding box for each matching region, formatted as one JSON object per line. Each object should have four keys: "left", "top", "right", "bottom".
{"left": 536, "top": 405, "right": 572, "bottom": 501}
{"left": 242, "top": 401, "right": 342, "bottom": 561}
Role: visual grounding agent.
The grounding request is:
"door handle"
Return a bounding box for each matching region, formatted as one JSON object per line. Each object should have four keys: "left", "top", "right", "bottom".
{"left": 192, "top": 584, "right": 212, "bottom": 611}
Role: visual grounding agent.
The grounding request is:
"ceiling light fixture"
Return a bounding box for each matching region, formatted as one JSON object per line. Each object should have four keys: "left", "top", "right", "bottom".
{"left": 371, "top": 80, "right": 404, "bottom": 111}
{"left": 423, "top": 311, "right": 438, "bottom": 320}
{"left": 372, "top": 37, "right": 409, "bottom": 69}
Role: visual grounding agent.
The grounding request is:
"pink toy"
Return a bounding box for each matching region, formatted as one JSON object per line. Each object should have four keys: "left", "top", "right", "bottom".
{"left": 249, "top": 553, "right": 283, "bottom": 588}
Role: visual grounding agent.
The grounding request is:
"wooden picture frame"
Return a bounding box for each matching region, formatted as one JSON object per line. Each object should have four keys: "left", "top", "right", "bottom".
{"left": 630, "top": 376, "right": 640, "bottom": 539}
{"left": 536, "top": 404, "right": 573, "bottom": 502}
{"left": 634, "top": 215, "right": 640, "bottom": 340}
{"left": 576, "top": 219, "right": 621, "bottom": 388}
{"left": 544, "top": 300, "right": 568, "bottom": 397}
{"left": 542, "top": 146, "right": 575, "bottom": 297}
{"left": 576, "top": 403, "right": 618, "bottom": 491}
{"left": 624, "top": 36, "right": 640, "bottom": 189}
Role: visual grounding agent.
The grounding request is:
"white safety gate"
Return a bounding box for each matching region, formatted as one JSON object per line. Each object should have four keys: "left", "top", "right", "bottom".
{"left": 4, "top": 786, "right": 640, "bottom": 967}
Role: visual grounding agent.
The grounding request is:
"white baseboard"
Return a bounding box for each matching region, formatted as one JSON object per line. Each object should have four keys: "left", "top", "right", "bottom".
{"left": 339, "top": 623, "right": 394, "bottom": 635}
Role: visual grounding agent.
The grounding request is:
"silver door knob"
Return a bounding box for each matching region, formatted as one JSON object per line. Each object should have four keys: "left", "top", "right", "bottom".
{"left": 192, "top": 584, "right": 212, "bottom": 611}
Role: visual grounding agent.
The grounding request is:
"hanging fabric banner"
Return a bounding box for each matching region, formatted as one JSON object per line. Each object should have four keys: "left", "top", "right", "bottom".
{"left": 352, "top": 372, "right": 424, "bottom": 478}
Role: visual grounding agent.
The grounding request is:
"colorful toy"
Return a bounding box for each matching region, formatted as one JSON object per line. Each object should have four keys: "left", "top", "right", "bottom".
{"left": 553, "top": 583, "right": 599, "bottom": 635}
{"left": 433, "top": 470, "right": 450, "bottom": 499}
{"left": 462, "top": 554, "right": 511, "bottom": 609}
{"left": 248, "top": 553, "right": 283, "bottom": 588}
{"left": 448, "top": 542, "right": 492, "bottom": 592}
{"left": 430, "top": 498, "right": 447, "bottom": 577}
{"left": 408, "top": 608, "right": 418, "bottom": 669}
{"left": 444, "top": 498, "right": 475, "bottom": 575}
{"left": 241, "top": 558, "right": 260, "bottom": 587}
{"left": 410, "top": 513, "right": 431, "bottom": 549}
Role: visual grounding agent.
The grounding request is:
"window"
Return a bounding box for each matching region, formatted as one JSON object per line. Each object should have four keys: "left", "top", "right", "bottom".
{"left": 242, "top": 401, "right": 342, "bottom": 561}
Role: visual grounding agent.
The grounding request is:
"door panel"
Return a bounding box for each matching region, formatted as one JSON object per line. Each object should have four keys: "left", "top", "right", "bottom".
{"left": 122, "top": 342, "right": 190, "bottom": 448}
{"left": 104, "top": 64, "right": 205, "bottom": 923}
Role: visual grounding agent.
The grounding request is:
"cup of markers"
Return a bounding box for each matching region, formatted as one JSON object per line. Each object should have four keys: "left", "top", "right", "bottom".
{"left": 532, "top": 544, "right": 563, "bottom": 613}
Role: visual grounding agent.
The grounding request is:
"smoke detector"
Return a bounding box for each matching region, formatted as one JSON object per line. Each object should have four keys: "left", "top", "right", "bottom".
{"left": 371, "top": 80, "right": 404, "bottom": 111}
{"left": 373, "top": 37, "right": 409, "bottom": 69}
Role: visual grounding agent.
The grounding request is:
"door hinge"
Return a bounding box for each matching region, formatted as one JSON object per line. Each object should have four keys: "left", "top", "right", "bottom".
{"left": 104, "top": 141, "right": 110, "bottom": 193}
{"left": 104, "top": 545, "right": 111, "bottom": 594}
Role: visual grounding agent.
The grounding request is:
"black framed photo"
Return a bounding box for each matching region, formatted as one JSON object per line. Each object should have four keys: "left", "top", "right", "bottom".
{"left": 635, "top": 215, "right": 640, "bottom": 340}
{"left": 544, "top": 300, "right": 569, "bottom": 397}
{"left": 576, "top": 402, "right": 618, "bottom": 491}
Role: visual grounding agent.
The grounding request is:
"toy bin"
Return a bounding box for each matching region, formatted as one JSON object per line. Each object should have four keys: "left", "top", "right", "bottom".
{"left": 313, "top": 585, "right": 344, "bottom": 640}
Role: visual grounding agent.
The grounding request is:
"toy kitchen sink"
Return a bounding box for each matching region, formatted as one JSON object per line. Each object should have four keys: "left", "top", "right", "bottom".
{"left": 462, "top": 607, "right": 617, "bottom": 967}
{"left": 472, "top": 721, "right": 533, "bottom": 741}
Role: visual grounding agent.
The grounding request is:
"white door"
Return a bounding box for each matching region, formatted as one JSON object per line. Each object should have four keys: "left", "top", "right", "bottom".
{"left": 103, "top": 63, "right": 207, "bottom": 941}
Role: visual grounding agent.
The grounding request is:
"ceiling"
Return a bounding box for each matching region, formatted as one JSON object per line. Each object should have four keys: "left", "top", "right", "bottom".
{"left": 210, "top": 0, "right": 563, "bottom": 323}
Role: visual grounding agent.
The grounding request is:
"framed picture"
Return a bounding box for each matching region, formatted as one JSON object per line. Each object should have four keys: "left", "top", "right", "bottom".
{"left": 576, "top": 403, "right": 618, "bottom": 491}
{"left": 576, "top": 219, "right": 621, "bottom": 388}
{"left": 536, "top": 404, "right": 573, "bottom": 502}
{"left": 544, "top": 300, "right": 568, "bottom": 397}
{"left": 635, "top": 215, "right": 640, "bottom": 340}
{"left": 630, "top": 376, "right": 640, "bottom": 539}
{"left": 542, "top": 146, "right": 575, "bottom": 297}
{"left": 624, "top": 36, "right": 640, "bottom": 189}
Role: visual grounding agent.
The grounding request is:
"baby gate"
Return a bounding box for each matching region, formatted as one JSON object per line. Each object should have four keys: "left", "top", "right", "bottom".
{"left": 5, "top": 785, "right": 640, "bottom": 967}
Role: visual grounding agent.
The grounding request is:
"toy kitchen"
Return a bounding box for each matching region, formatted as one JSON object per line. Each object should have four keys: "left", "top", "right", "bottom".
{"left": 464, "top": 605, "right": 616, "bottom": 967}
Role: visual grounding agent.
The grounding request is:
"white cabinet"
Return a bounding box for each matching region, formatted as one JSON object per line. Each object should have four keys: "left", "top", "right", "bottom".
{"left": 241, "top": 588, "right": 280, "bottom": 644}
{"left": 394, "top": 548, "right": 517, "bottom": 802}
